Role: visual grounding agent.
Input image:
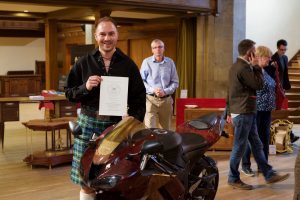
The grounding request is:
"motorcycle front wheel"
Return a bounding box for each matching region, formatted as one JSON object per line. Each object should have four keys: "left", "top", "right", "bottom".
{"left": 187, "top": 155, "right": 219, "bottom": 200}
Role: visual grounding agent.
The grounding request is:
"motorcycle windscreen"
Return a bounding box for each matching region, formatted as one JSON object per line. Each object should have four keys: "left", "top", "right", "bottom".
{"left": 93, "top": 117, "right": 146, "bottom": 164}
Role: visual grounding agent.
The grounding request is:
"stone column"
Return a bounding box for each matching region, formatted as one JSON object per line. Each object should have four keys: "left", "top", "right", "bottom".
{"left": 195, "top": 0, "right": 246, "bottom": 98}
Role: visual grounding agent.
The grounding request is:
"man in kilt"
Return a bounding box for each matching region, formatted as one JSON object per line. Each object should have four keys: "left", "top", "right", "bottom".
{"left": 65, "top": 16, "right": 146, "bottom": 200}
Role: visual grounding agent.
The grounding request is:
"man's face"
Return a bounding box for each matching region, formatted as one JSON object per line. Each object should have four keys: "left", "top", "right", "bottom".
{"left": 151, "top": 42, "right": 165, "bottom": 57}
{"left": 277, "top": 44, "right": 287, "bottom": 56}
{"left": 94, "top": 21, "right": 118, "bottom": 53}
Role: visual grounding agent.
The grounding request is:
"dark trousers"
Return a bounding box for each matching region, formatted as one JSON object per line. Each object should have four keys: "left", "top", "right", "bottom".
{"left": 242, "top": 111, "right": 272, "bottom": 170}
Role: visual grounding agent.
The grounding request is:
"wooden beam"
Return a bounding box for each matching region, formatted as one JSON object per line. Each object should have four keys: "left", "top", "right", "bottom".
{"left": 0, "top": 17, "right": 41, "bottom": 21}
{"left": 47, "top": 7, "right": 94, "bottom": 20}
{"left": 45, "top": 19, "right": 58, "bottom": 90}
{"left": 0, "top": 20, "right": 43, "bottom": 30}
{"left": 6, "top": 0, "right": 213, "bottom": 12}
{"left": 0, "top": 29, "right": 44, "bottom": 37}
{"left": 0, "top": 11, "right": 45, "bottom": 19}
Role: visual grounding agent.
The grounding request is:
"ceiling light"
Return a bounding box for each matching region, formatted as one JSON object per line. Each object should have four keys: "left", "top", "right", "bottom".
{"left": 14, "top": 13, "right": 31, "bottom": 17}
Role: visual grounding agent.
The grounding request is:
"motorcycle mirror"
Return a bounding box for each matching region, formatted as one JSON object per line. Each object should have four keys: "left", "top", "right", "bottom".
{"left": 141, "top": 140, "right": 163, "bottom": 154}
{"left": 69, "top": 121, "right": 82, "bottom": 138}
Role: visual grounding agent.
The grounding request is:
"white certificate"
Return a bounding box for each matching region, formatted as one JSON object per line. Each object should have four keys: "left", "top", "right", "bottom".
{"left": 99, "top": 76, "right": 129, "bottom": 116}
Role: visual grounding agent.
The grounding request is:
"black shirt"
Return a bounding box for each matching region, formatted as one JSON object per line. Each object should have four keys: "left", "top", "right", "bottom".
{"left": 65, "top": 48, "right": 146, "bottom": 122}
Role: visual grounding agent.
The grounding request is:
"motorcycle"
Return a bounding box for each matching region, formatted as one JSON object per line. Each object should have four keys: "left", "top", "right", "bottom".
{"left": 69, "top": 112, "right": 226, "bottom": 200}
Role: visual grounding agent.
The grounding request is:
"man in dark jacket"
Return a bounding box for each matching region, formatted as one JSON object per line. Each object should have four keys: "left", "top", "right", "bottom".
{"left": 265, "top": 39, "right": 299, "bottom": 143}
{"left": 227, "top": 39, "right": 289, "bottom": 190}
{"left": 265, "top": 39, "right": 291, "bottom": 90}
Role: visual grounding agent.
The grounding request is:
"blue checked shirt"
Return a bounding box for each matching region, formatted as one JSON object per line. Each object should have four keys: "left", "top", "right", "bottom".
{"left": 140, "top": 56, "right": 179, "bottom": 95}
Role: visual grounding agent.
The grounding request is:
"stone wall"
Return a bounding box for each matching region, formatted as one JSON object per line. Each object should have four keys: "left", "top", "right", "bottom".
{"left": 195, "top": 0, "right": 246, "bottom": 98}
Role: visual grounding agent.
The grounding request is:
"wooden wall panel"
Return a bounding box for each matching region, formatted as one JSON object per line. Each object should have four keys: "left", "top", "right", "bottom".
{"left": 130, "top": 38, "right": 152, "bottom": 68}
{"left": 58, "top": 33, "right": 85, "bottom": 76}
{"left": 117, "top": 40, "right": 129, "bottom": 55}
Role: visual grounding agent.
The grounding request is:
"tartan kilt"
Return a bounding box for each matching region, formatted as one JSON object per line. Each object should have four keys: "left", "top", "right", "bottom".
{"left": 70, "top": 114, "right": 115, "bottom": 186}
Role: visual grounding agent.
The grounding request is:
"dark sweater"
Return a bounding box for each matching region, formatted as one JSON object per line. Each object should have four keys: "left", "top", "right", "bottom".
{"left": 65, "top": 48, "right": 146, "bottom": 122}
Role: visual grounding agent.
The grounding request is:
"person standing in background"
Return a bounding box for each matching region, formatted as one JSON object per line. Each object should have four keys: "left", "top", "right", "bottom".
{"left": 140, "top": 39, "right": 179, "bottom": 130}
{"left": 265, "top": 39, "right": 299, "bottom": 143}
{"left": 65, "top": 16, "right": 146, "bottom": 200}
{"left": 241, "top": 46, "right": 276, "bottom": 177}
{"left": 265, "top": 39, "right": 291, "bottom": 90}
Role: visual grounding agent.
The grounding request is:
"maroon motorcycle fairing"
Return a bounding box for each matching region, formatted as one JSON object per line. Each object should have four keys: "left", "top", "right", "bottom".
{"left": 79, "top": 113, "right": 223, "bottom": 199}
{"left": 176, "top": 112, "right": 223, "bottom": 147}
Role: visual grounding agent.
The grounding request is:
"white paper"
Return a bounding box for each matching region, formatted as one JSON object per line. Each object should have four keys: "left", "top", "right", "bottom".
{"left": 99, "top": 76, "right": 129, "bottom": 116}
{"left": 180, "top": 89, "right": 188, "bottom": 98}
{"left": 269, "top": 145, "right": 277, "bottom": 155}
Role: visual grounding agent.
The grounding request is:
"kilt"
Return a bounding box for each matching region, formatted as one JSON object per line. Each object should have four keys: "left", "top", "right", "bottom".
{"left": 70, "top": 113, "right": 115, "bottom": 186}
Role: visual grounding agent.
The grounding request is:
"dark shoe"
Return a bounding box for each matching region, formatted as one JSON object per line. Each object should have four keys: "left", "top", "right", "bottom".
{"left": 228, "top": 179, "right": 253, "bottom": 190}
{"left": 266, "top": 173, "right": 290, "bottom": 184}
{"left": 291, "top": 135, "right": 300, "bottom": 143}
{"left": 241, "top": 168, "right": 255, "bottom": 177}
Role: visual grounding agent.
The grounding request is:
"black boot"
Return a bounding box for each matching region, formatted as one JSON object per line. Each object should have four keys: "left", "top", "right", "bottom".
{"left": 290, "top": 131, "right": 300, "bottom": 143}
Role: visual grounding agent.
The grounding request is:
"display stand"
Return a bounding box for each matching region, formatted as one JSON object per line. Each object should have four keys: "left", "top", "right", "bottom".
{"left": 22, "top": 117, "right": 76, "bottom": 169}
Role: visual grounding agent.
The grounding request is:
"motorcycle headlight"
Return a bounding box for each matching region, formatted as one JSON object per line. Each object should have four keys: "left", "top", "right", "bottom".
{"left": 90, "top": 175, "right": 121, "bottom": 189}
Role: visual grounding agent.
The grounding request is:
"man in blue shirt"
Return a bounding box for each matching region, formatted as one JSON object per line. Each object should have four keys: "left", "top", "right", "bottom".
{"left": 140, "top": 39, "right": 179, "bottom": 129}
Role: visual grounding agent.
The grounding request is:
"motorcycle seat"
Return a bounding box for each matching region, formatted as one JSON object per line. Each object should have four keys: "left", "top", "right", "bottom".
{"left": 188, "top": 113, "right": 218, "bottom": 130}
{"left": 150, "top": 128, "right": 182, "bottom": 152}
{"left": 180, "top": 133, "right": 208, "bottom": 153}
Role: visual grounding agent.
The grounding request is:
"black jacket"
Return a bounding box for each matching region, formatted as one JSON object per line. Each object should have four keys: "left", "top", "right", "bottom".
{"left": 264, "top": 52, "right": 291, "bottom": 90}
{"left": 227, "top": 58, "right": 264, "bottom": 114}
{"left": 65, "top": 48, "right": 146, "bottom": 122}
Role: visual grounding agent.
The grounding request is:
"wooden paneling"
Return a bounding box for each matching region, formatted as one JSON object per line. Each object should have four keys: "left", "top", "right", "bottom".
{"left": 130, "top": 38, "right": 152, "bottom": 68}
{"left": 35, "top": 61, "right": 46, "bottom": 90}
{"left": 0, "top": 75, "right": 41, "bottom": 97}
{"left": 59, "top": 33, "right": 86, "bottom": 75}
{"left": 117, "top": 40, "right": 129, "bottom": 55}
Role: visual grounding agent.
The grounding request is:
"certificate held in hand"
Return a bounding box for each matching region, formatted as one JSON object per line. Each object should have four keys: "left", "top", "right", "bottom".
{"left": 99, "top": 76, "right": 129, "bottom": 116}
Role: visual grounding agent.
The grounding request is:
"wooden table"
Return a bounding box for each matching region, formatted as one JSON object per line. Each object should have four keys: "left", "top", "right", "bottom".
{"left": 0, "top": 96, "right": 77, "bottom": 149}
{"left": 22, "top": 117, "right": 76, "bottom": 168}
{"left": 184, "top": 108, "right": 234, "bottom": 150}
